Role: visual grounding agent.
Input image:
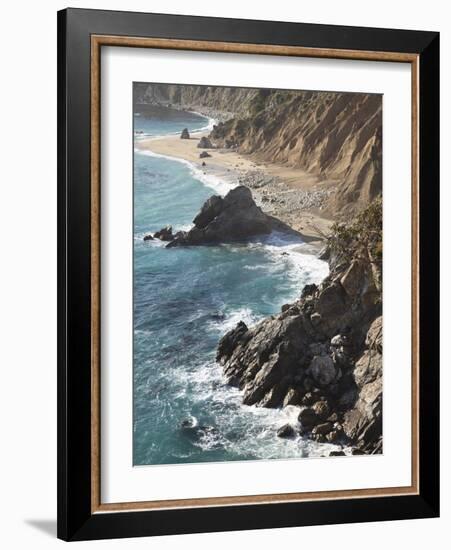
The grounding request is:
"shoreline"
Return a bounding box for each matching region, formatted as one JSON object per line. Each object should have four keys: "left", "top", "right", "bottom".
{"left": 135, "top": 127, "right": 335, "bottom": 247}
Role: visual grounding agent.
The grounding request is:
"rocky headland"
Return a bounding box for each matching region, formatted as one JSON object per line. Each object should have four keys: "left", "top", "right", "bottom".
{"left": 216, "top": 199, "right": 383, "bottom": 454}
{"left": 136, "top": 84, "right": 384, "bottom": 456}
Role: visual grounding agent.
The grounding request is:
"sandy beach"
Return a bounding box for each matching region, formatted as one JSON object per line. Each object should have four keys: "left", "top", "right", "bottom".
{"left": 136, "top": 129, "right": 335, "bottom": 244}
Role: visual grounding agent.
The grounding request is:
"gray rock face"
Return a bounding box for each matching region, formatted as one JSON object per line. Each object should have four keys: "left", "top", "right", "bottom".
{"left": 343, "top": 316, "right": 383, "bottom": 453}
{"left": 216, "top": 244, "right": 383, "bottom": 452}
{"left": 309, "top": 355, "right": 336, "bottom": 387}
{"left": 283, "top": 387, "right": 303, "bottom": 407}
{"left": 167, "top": 186, "right": 272, "bottom": 247}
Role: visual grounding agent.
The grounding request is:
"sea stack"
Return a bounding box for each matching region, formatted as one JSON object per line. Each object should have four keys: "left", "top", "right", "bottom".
{"left": 166, "top": 186, "right": 272, "bottom": 247}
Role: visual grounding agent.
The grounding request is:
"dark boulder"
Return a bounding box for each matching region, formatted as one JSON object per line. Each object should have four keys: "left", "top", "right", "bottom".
{"left": 298, "top": 407, "right": 320, "bottom": 430}
{"left": 154, "top": 226, "right": 173, "bottom": 241}
{"left": 143, "top": 233, "right": 154, "bottom": 241}
{"left": 180, "top": 128, "right": 190, "bottom": 139}
{"left": 312, "top": 400, "right": 331, "bottom": 420}
{"left": 277, "top": 424, "right": 296, "bottom": 439}
{"left": 197, "top": 136, "right": 213, "bottom": 148}
{"left": 312, "top": 422, "right": 334, "bottom": 436}
{"left": 199, "top": 151, "right": 211, "bottom": 158}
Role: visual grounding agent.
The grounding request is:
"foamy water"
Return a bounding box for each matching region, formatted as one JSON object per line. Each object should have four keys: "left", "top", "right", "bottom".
{"left": 133, "top": 106, "right": 336, "bottom": 466}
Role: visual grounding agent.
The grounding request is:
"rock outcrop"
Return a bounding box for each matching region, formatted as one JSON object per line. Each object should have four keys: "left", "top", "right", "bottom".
{"left": 197, "top": 136, "right": 214, "bottom": 149}
{"left": 180, "top": 128, "right": 190, "bottom": 139}
{"left": 166, "top": 186, "right": 273, "bottom": 247}
{"left": 216, "top": 200, "right": 383, "bottom": 453}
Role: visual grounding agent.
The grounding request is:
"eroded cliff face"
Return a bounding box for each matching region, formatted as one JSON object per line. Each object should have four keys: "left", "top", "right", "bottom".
{"left": 134, "top": 83, "right": 259, "bottom": 119}
{"left": 135, "top": 84, "right": 382, "bottom": 217}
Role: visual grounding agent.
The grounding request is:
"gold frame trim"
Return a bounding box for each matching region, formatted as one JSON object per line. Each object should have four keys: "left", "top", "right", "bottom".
{"left": 90, "top": 35, "right": 420, "bottom": 514}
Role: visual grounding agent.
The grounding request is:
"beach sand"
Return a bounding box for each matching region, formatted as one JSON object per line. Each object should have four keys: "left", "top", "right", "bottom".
{"left": 136, "top": 130, "right": 335, "bottom": 244}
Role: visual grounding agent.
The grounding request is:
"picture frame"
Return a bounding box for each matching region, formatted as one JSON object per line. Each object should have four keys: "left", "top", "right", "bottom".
{"left": 57, "top": 7, "right": 440, "bottom": 541}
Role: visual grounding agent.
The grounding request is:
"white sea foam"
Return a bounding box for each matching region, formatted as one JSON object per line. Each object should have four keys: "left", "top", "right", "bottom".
{"left": 207, "top": 307, "right": 262, "bottom": 335}
{"left": 135, "top": 148, "right": 235, "bottom": 196}
{"left": 183, "top": 360, "right": 344, "bottom": 459}
{"left": 187, "top": 113, "right": 217, "bottom": 134}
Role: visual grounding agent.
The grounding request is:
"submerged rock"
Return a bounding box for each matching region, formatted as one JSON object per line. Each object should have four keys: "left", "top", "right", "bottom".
{"left": 143, "top": 233, "right": 154, "bottom": 241}
{"left": 298, "top": 408, "right": 320, "bottom": 430}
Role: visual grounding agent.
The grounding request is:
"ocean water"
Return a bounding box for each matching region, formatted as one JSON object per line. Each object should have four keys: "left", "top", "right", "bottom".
{"left": 133, "top": 108, "right": 333, "bottom": 466}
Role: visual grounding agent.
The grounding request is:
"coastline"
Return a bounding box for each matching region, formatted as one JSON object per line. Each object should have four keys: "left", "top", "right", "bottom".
{"left": 133, "top": 104, "right": 383, "bottom": 459}
{"left": 135, "top": 127, "right": 334, "bottom": 246}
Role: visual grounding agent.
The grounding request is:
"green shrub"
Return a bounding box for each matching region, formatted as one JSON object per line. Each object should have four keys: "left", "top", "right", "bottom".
{"left": 328, "top": 197, "right": 382, "bottom": 264}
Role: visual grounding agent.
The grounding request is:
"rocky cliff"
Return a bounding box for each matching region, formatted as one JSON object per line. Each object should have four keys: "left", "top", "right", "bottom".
{"left": 216, "top": 198, "right": 383, "bottom": 454}
{"left": 135, "top": 84, "right": 382, "bottom": 217}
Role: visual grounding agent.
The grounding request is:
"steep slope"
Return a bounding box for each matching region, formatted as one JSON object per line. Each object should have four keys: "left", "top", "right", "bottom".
{"left": 134, "top": 84, "right": 382, "bottom": 217}
{"left": 216, "top": 199, "right": 383, "bottom": 453}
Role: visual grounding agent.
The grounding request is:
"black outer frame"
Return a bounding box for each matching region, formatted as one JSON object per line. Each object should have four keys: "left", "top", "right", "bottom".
{"left": 57, "top": 8, "right": 440, "bottom": 542}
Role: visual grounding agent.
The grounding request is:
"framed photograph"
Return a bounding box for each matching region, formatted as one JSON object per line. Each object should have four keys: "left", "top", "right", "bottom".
{"left": 57, "top": 8, "right": 439, "bottom": 541}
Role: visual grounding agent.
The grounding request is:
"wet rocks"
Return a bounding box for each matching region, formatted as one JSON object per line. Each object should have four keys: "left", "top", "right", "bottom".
{"left": 199, "top": 151, "right": 211, "bottom": 158}
{"left": 329, "top": 450, "right": 345, "bottom": 457}
{"left": 283, "top": 387, "right": 303, "bottom": 407}
{"left": 153, "top": 226, "right": 173, "bottom": 241}
{"left": 143, "top": 233, "right": 154, "bottom": 241}
{"left": 277, "top": 424, "right": 296, "bottom": 438}
{"left": 180, "top": 128, "right": 190, "bottom": 139}
{"left": 312, "top": 422, "right": 334, "bottom": 436}
{"left": 216, "top": 219, "right": 383, "bottom": 452}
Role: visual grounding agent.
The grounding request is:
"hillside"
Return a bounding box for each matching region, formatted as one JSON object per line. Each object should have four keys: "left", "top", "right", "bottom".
{"left": 134, "top": 84, "right": 382, "bottom": 217}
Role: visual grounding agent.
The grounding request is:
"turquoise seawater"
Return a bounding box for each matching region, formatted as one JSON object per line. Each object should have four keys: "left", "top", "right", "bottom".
{"left": 133, "top": 108, "right": 330, "bottom": 466}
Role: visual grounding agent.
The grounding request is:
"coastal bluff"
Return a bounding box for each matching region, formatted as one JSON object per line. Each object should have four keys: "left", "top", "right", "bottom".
{"left": 216, "top": 200, "right": 383, "bottom": 454}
